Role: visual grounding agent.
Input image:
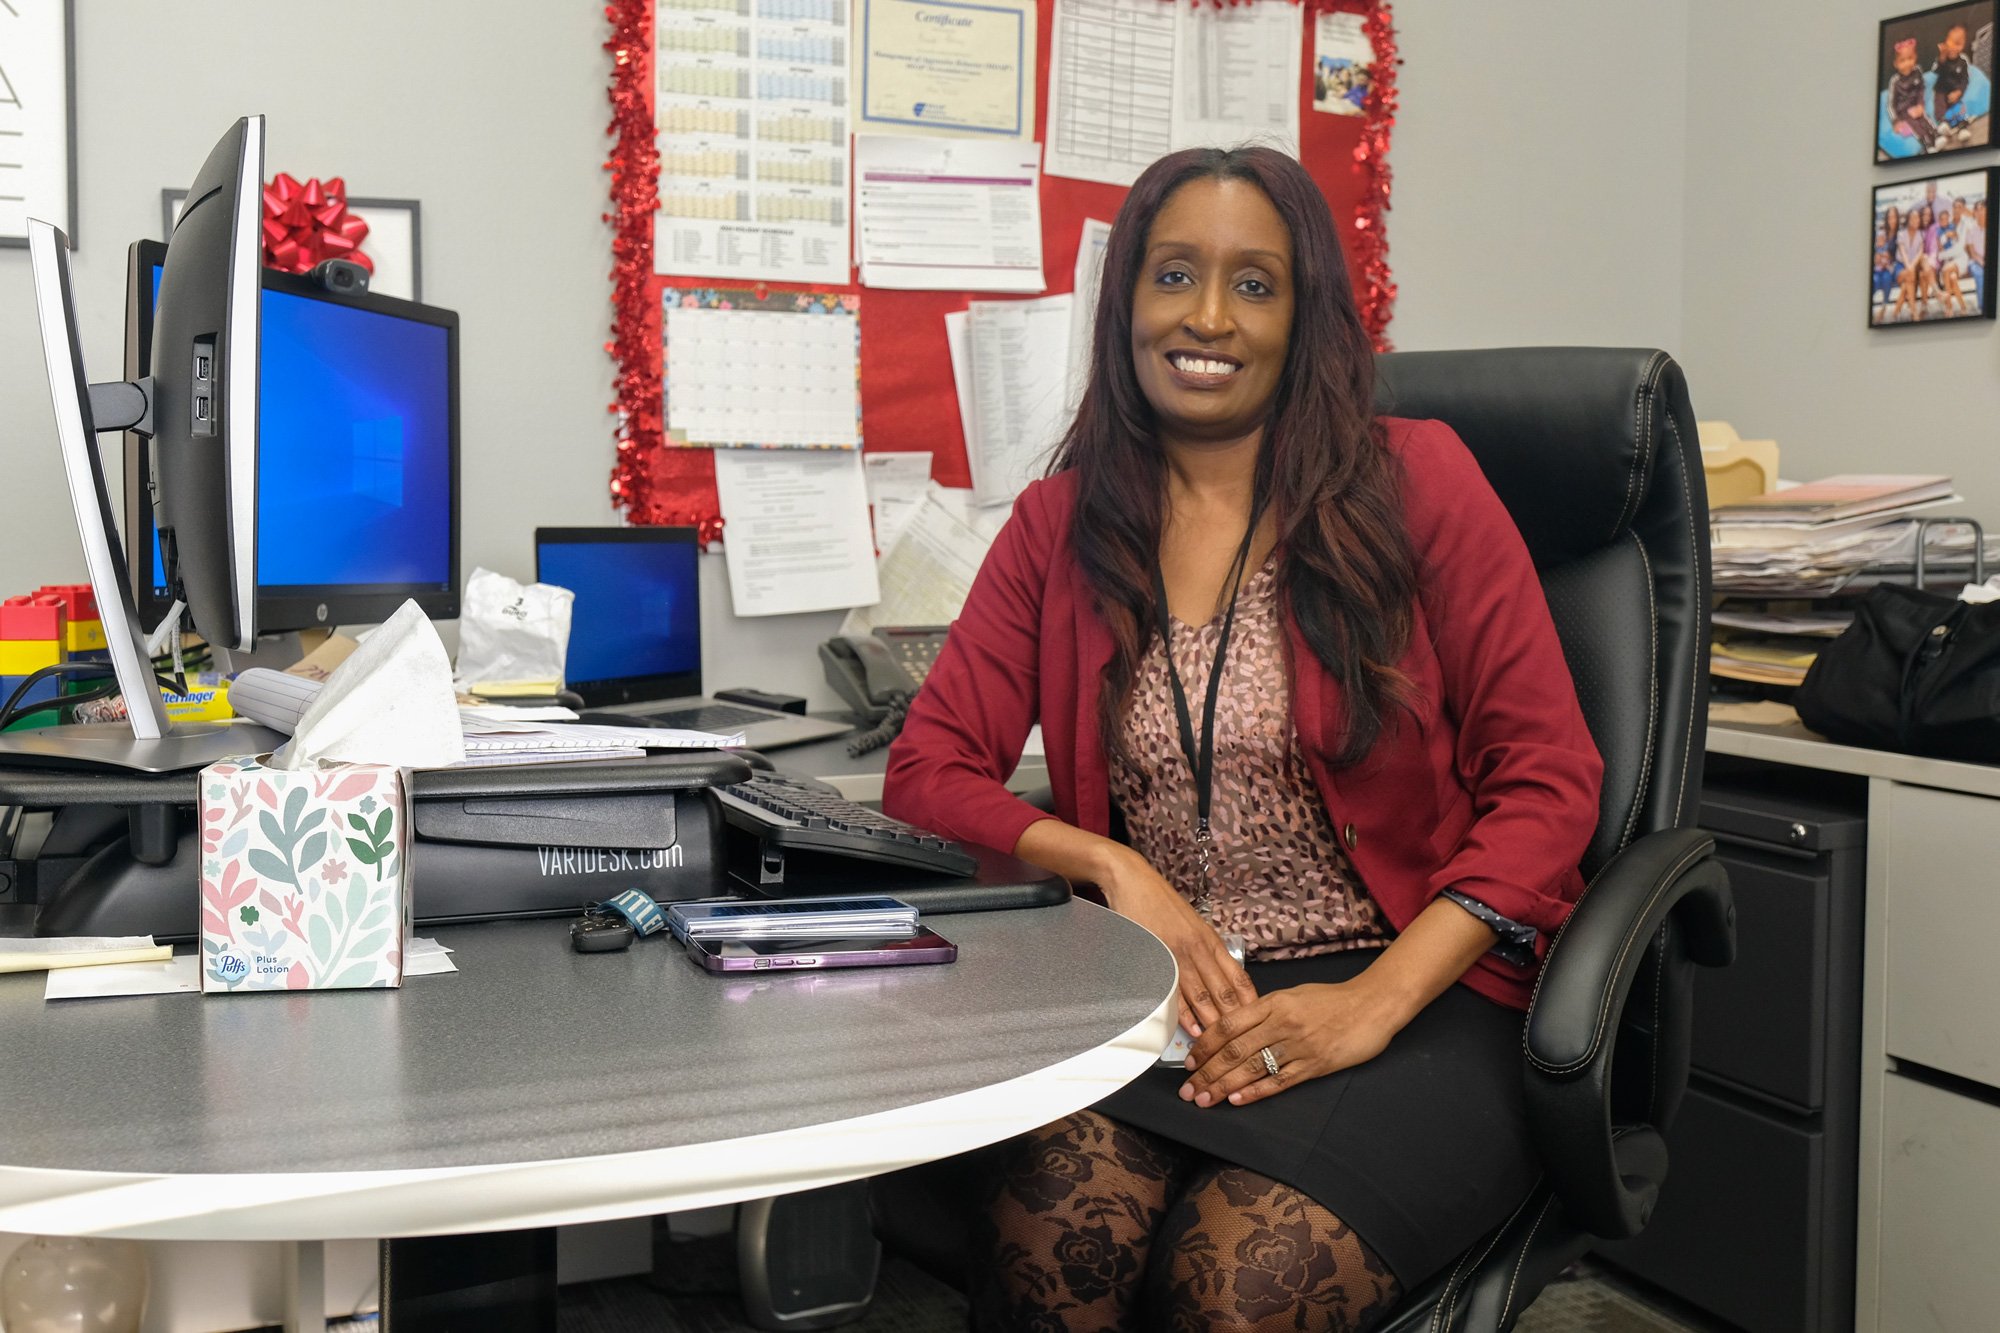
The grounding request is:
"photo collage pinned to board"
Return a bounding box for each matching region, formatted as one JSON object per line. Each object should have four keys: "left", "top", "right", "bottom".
{"left": 612, "top": 0, "right": 1393, "bottom": 619}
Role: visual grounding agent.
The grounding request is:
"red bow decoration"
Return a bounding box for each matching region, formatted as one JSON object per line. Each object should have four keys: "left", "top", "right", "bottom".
{"left": 261, "top": 173, "right": 373, "bottom": 275}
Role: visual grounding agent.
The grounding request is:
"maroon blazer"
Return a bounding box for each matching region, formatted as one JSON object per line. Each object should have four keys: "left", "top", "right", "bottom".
{"left": 882, "top": 417, "right": 1603, "bottom": 1010}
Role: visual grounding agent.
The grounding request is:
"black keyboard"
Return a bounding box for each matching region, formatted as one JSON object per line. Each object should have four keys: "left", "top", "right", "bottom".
{"left": 713, "top": 771, "right": 978, "bottom": 877}
{"left": 636, "top": 703, "right": 772, "bottom": 732}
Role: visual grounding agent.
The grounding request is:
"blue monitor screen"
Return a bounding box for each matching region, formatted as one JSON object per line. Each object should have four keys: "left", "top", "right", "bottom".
{"left": 537, "top": 537, "right": 701, "bottom": 688}
{"left": 147, "top": 267, "right": 453, "bottom": 594}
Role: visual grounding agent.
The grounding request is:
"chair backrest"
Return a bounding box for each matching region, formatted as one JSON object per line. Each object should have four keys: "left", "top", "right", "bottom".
{"left": 1376, "top": 348, "right": 1711, "bottom": 875}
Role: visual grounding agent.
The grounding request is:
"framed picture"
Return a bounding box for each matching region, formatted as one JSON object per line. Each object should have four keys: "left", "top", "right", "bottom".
{"left": 161, "top": 188, "right": 424, "bottom": 302}
{"left": 0, "top": 0, "right": 77, "bottom": 246}
{"left": 1877, "top": 1, "right": 1999, "bottom": 162}
{"left": 1870, "top": 167, "right": 1995, "bottom": 326}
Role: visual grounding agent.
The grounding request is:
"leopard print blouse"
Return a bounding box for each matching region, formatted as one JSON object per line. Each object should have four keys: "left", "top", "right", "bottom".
{"left": 1109, "top": 558, "right": 1394, "bottom": 961}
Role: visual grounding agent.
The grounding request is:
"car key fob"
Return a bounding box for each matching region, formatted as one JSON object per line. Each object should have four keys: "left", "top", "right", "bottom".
{"left": 570, "top": 916, "right": 635, "bottom": 953}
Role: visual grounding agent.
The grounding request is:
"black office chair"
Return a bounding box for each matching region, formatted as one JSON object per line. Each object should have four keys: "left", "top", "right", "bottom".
{"left": 868, "top": 347, "right": 1735, "bottom": 1331}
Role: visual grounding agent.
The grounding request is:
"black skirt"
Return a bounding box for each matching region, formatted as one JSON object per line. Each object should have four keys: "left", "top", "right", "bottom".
{"left": 1094, "top": 947, "right": 1537, "bottom": 1290}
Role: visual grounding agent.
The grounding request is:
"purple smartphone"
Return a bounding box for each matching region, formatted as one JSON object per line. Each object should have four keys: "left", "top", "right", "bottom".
{"left": 686, "top": 927, "right": 957, "bottom": 973}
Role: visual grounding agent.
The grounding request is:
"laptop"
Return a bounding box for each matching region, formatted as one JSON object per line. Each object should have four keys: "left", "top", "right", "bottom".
{"left": 534, "top": 526, "right": 852, "bottom": 750}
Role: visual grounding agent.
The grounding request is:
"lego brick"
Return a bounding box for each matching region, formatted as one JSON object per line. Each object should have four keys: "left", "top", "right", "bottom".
{"left": 64, "top": 619, "right": 108, "bottom": 653}
{"left": 0, "top": 595, "right": 66, "bottom": 642}
{"left": 0, "top": 672, "right": 62, "bottom": 731}
{"left": 36, "top": 583, "right": 99, "bottom": 622}
{"left": 0, "top": 639, "right": 62, "bottom": 676}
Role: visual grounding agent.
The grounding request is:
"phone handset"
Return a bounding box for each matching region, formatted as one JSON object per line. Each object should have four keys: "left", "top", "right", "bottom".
{"left": 818, "top": 634, "right": 918, "bottom": 722}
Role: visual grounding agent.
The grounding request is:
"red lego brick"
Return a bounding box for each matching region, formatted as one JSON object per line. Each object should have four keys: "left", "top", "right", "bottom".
{"left": 0, "top": 595, "right": 67, "bottom": 642}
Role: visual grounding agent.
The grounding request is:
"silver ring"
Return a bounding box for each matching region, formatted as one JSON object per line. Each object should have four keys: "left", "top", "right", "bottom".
{"left": 1260, "top": 1046, "right": 1280, "bottom": 1078}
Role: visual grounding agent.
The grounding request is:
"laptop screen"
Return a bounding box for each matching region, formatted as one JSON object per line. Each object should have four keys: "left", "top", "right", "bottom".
{"left": 535, "top": 527, "right": 702, "bottom": 708}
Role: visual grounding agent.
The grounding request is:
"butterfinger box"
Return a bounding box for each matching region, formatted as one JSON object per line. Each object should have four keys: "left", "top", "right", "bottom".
{"left": 199, "top": 757, "right": 410, "bottom": 992}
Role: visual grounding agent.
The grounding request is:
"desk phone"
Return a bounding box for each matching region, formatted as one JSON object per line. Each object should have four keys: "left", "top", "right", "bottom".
{"left": 819, "top": 626, "right": 949, "bottom": 721}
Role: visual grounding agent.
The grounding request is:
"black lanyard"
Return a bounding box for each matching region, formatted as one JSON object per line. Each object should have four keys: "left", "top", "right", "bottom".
{"left": 1148, "top": 501, "right": 1265, "bottom": 905}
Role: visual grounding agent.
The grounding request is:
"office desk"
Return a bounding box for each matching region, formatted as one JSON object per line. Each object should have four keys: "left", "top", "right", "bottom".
{"left": 0, "top": 906, "right": 1173, "bottom": 1243}
{"left": 769, "top": 721, "right": 1051, "bottom": 805}
{"left": 1705, "top": 719, "right": 2000, "bottom": 1332}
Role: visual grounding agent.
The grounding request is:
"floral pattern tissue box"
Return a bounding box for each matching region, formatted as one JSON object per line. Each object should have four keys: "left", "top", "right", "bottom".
{"left": 199, "top": 757, "right": 410, "bottom": 992}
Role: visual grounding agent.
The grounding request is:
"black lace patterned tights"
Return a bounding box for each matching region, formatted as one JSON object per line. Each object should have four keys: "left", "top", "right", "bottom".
{"left": 971, "top": 1110, "right": 1400, "bottom": 1332}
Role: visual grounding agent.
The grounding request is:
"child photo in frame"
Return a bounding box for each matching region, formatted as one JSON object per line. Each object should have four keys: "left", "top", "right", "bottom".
{"left": 1877, "top": 1, "right": 1998, "bottom": 161}
{"left": 1871, "top": 168, "right": 1995, "bottom": 325}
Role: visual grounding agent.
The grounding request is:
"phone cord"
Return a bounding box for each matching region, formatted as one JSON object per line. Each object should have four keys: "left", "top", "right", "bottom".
{"left": 845, "top": 691, "right": 914, "bottom": 757}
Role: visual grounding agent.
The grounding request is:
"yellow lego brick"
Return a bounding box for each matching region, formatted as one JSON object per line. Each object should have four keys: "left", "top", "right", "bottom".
{"left": 0, "top": 639, "right": 62, "bottom": 676}
{"left": 65, "top": 618, "right": 108, "bottom": 653}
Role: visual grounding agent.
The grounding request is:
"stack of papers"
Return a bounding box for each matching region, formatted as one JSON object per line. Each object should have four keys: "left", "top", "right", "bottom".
{"left": 1712, "top": 518, "right": 1996, "bottom": 596}
{"left": 229, "top": 670, "right": 744, "bottom": 762}
{"left": 1710, "top": 475, "right": 1954, "bottom": 525}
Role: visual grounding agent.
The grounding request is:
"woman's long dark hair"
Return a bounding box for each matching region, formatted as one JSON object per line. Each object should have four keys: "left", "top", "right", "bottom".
{"left": 1049, "top": 147, "right": 1418, "bottom": 767}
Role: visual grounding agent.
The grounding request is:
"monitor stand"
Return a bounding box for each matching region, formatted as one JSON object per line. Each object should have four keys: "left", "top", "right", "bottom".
{"left": 0, "top": 221, "right": 282, "bottom": 775}
{"left": 0, "top": 721, "right": 287, "bottom": 774}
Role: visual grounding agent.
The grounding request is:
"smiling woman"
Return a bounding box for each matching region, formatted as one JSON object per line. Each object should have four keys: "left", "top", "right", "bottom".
{"left": 883, "top": 147, "right": 1603, "bottom": 1332}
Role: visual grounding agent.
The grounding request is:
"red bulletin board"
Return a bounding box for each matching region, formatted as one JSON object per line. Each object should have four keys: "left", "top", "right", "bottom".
{"left": 605, "top": 0, "right": 1397, "bottom": 535}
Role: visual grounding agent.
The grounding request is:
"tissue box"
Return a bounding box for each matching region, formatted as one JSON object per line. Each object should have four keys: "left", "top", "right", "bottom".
{"left": 199, "top": 757, "right": 410, "bottom": 992}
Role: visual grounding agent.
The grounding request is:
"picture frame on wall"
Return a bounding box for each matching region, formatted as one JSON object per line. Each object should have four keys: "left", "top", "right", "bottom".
{"left": 161, "top": 189, "right": 424, "bottom": 302}
{"left": 1870, "top": 167, "right": 1995, "bottom": 326}
{"left": 0, "top": 0, "right": 78, "bottom": 246}
{"left": 1877, "top": 1, "right": 1999, "bottom": 162}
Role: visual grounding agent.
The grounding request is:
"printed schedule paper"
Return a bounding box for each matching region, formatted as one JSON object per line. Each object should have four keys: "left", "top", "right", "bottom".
{"left": 655, "top": 0, "right": 853, "bottom": 284}
{"left": 1044, "top": 0, "right": 1175, "bottom": 187}
{"left": 715, "top": 448, "right": 883, "bottom": 616}
{"left": 964, "top": 294, "right": 1073, "bottom": 507}
{"left": 1172, "top": 0, "right": 1301, "bottom": 155}
{"left": 855, "top": 134, "right": 1045, "bottom": 291}
{"left": 666, "top": 302, "right": 861, "bottom": 447}
{"left": 1045, "top": 0, "right": 1303, "bottom": 186}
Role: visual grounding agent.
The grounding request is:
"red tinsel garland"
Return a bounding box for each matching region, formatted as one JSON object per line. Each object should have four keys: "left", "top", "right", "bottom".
{"left": 604, "top": 0, "right": 724, "bottom": 542}
{"left": 605, "top": 0, "right": 1396, "bottom": 526}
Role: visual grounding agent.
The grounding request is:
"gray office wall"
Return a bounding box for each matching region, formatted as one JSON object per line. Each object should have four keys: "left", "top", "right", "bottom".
{"left": 1680, "top": 0, "right": 1997, "bottom": 523}
{"left": 0, "top": 1, "right": 1702, "bottom": 716}
{"left": 1390, "top": 2, "right": 1691, "bottom": 354}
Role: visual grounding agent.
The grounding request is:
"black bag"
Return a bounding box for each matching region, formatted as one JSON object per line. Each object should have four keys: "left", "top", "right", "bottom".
{"left": 1794, "top": 584, "right": 2000, "bottom": 762}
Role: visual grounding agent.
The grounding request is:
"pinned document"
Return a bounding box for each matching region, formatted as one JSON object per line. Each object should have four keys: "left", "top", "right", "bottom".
{"left": 855, "top": 134, "right": 1045, "bottom": 291}
{"left": 654, "top": 0, "right": 853, "bottom": 284}
{"left": 1172, "top": 0, "right": 1302, "bottom": 155}
{"left": 665, "top": 287, "right": 861, "bottom": 449}
{"left": 715, "top": 448, "right": 883, "bottom": 616}
{"left": 841, "top": 490, "right": 993, "bottom": 636}
{"left": 864, "top": 450, "right": 935, "bottom": 553}
{"left": 1045, "top": 0, "right": 1303, "bottom": 186}
{"left": 957, "top": 294, "right": 1075, "bottom": 508}
{"left": 856, "top": 0, "right": 1035, "bottom": 139}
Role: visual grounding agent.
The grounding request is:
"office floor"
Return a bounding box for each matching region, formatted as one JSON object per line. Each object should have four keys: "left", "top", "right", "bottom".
{"left": 543, "top": 1250, "right": 1732, "bottom": 1333}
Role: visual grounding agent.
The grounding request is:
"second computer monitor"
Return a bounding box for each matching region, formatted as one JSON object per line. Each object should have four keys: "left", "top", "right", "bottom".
{"left": 125, "top": 239, "right": 461, "bottom": 638}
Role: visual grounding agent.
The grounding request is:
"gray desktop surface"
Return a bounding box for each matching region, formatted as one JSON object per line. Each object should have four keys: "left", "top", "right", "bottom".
{"left": 0, "top": 906, "right": 1169, "bottom": 1180}
{"left": 767, "top": 719, "right": 1050, "bottom": 805}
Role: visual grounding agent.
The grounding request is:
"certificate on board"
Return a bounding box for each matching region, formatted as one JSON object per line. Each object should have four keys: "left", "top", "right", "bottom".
{"left": 857, "top": 0, "right": 1034, "bottom": 139}
{"left": 0, "top": 0, "right": 75, "bottom": 244}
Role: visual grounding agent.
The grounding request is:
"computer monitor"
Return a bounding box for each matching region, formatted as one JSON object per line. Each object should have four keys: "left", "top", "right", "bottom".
{"left": 150, "top": 114, "right": 265, "bottom": 654}
{"left": 123, "top": 240, "right": 461, "bottom": 636}
{"left": 0, "top": 116, "right": 285, "bottom": 770}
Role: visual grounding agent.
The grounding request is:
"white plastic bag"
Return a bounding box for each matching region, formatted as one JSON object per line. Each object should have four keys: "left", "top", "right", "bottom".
{"left": 453, "top": 567, "right": 575, "bottom": 688}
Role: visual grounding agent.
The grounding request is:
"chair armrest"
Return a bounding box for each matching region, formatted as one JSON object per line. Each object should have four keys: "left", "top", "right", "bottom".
{"left": 1520, "top": 827, "right": 1734, "bottom": 1239}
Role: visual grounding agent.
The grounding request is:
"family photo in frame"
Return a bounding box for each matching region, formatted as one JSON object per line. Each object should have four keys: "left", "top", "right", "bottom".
{"left": 1871, "top": 167, "right": 1995, "bottom": 324}
{"left": 1877, "top": 1, "right": 1999, "bottom": 160}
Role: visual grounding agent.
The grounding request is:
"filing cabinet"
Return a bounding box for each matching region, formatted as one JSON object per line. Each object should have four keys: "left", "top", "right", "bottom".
{"left": 1600, "top": 759, "right": 1866, "bottom": 1333}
